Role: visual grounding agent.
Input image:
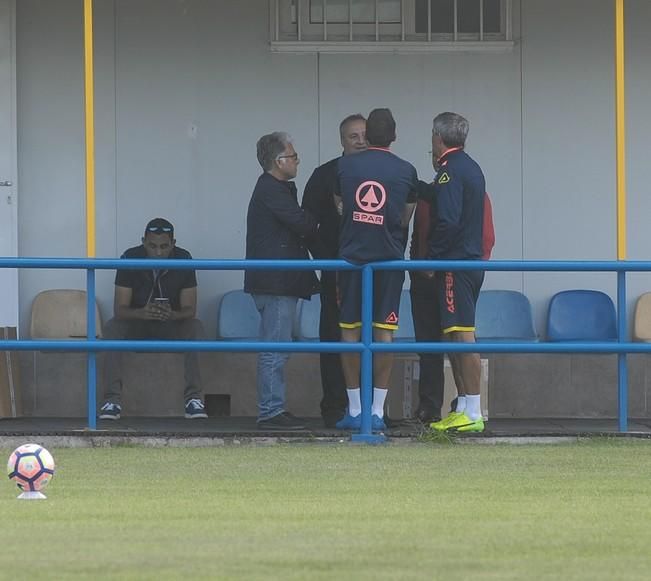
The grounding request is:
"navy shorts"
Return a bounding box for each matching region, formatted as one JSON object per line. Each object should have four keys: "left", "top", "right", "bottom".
{"left": 338, "top": 270, "right": 405, "bottom": 330}
{"left": 435, "top": 270, "right": 484, "bottom": 334}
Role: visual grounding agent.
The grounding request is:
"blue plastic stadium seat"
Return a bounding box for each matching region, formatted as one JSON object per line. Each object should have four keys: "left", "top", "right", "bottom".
{"left": 475, "top": 290, "right": 538, "bottom": 342}
{"left": 217, "top": 290, "right": 260, "bottom": 340}
{"left": 546, "top": 290, "right": 617, "bottom": 342}
{"left": 294, "top": 296, "right": 321, "bottom": 341}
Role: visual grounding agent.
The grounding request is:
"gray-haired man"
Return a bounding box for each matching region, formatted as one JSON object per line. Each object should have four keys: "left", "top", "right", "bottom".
{"left": 421, "top": 112, "right": 487, "bottom": 433}
{"left": 245, "top": 132, "right": 318, "bottom": 430}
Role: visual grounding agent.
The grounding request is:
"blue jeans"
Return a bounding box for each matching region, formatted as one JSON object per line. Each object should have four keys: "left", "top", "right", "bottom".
{"left": 252, "top": 294, "right": 298, "bottom": 421}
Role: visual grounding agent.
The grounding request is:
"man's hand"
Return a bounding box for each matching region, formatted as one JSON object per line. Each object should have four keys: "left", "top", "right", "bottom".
{"left": 333, "top": 194, "right": 343, "bottom": 216}
{"left": 141, "top": 301, "right": 172, "bottom": 321}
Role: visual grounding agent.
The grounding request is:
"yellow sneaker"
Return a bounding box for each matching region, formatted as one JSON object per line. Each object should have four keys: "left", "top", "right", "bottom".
{"left": 430, "top": 411, "right": 462, "bottom": 431}
{"left": 446, "top": 412, "right": 485, "bottom": 433}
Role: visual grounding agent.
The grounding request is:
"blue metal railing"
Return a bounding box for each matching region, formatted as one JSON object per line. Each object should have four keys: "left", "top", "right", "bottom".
{"left": 1, "top": 257, "right": 650, "bottom": 440}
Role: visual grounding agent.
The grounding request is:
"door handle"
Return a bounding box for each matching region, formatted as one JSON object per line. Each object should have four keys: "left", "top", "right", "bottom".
{"left": 0, "top": 181, "right": 12, "bottom": 187}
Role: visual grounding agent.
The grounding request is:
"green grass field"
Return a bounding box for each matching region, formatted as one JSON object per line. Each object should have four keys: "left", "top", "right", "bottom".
{"left": 2, "top": 440, "right": 651, "bottom": 580}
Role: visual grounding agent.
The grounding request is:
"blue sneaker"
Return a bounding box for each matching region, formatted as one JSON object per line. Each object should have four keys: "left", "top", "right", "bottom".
{"left": 372, "top": 415, "right": 386, "bottom": 432}
{"left": 336, "top": 413, "right": 361, "bottom": 430}
{"left": 185, "top": 398, "right": 208, "bottom": 419}
{"left": 99, "top": 402, "right": 121, "bottom": 420}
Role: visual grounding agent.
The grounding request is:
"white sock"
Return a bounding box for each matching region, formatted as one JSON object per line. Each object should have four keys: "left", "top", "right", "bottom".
{"left": 455, "top": 396, "right": 467, "bottom": 414}
{"left": 465, "top": 394, "right": 482, "bottom": 421}
{"left": 347, "top": 388, "right": 361, "bottom": 417}
{"left": 372, "top": 387, "right": 388, "bottom": 418}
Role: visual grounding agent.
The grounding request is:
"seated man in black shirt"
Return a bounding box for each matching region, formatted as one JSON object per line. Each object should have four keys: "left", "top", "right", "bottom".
{"left": 98, "top": 218, "right": 207, "bottom": 420}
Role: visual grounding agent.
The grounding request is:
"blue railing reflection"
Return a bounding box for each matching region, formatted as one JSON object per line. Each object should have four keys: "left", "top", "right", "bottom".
{"left": 0, "top": 257, "right": 648, "bottom": 439}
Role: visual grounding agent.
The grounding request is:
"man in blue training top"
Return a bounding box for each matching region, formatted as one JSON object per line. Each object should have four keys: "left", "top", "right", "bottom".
{"left": 420, "top": 112, "right": 487, "bottom": 433}
{"left": 334, "top": 108, "right": 417, "bottom": 432}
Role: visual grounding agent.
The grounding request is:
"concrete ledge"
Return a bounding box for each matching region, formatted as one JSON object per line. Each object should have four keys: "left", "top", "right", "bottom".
{"left": 2, "top": 432, "right": 651, "bottom": 449}
{"left": 2, "top": 417, "right": 651, "bottom": 449}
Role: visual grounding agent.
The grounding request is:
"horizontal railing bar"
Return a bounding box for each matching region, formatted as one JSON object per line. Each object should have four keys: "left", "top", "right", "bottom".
{"left": 379, "top": 260, "right": 651, "bottom": 272}
{"left": 3, "top": 257, "right": 651, "bottom": 272}
{"left": 0, "top": 340, "right": 363, "bottom": 353}
{"left": 372, "top": 342, "right": 651, "bottom": 354}
{"left": 3, "top": 340, "right": 651, "bottom": 355}
{"left": 0, "top": 258, "right": 353, "bottom": 271}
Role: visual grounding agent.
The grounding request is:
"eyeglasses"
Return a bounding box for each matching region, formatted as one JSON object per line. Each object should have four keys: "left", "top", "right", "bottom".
{"left": 147, "top": 226, "right": 173, "bottom": 233}
{"left": 277, "top": 153, "right": 298, "bottom": 161}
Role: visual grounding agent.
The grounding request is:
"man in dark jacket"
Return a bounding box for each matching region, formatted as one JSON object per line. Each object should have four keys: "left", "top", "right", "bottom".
{"left": 245, "top": 132, "right": 318, "bottom": 430}
{"left": 302, "top": 114, "right": 367, "bottom": 428}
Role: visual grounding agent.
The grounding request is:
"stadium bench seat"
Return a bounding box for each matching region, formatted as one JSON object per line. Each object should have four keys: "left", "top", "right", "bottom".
{"left": 30, "top": 289, "right": 102, "bottom": 339}
{"left": 546, "top": 289, "right": 617, "bottom": 341}
{"left": 633, "top": 293, "right": 651, "bottom": 342}
{"left": 217, "top": 290, "right": 260, "bottom": 340}
{"left": 476, "top": 290, "right": 538, "bottom": 342}
{"left": 633, "top": 292, "right": 651, "bottom": 342}
{"left": 28, "top": 289, "right": 103, "bottom": 417}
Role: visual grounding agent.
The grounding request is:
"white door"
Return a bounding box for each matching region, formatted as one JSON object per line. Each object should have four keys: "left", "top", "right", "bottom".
{"left": 0, "top": 0, "right": 18, "bottom": 327}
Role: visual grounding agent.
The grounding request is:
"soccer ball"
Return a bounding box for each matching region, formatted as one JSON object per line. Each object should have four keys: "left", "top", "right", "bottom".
{"left": 7, "top": 443, "right": 55, "bottom": 492}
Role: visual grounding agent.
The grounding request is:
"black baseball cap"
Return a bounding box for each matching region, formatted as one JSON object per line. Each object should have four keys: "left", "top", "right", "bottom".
{"left": 144, "top": 217, "right": 174, "bottom": 237}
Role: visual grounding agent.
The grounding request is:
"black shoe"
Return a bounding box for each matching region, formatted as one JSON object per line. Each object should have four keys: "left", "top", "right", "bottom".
{"left": 99, "top": 402, "right": 121, "bottom": 420}
{"left": 257, "top": 412, "right": 306, "bottom": 431}
{"left": 385, "top": 415, "right": 400, "bottom": 428}
{"left": 415, "top": 408, "right": 441, "bottom": 424}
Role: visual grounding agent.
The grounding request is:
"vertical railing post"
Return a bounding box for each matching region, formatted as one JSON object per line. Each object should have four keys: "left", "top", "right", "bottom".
{"left": 617, "top": 269, "right": 628, "bottom": 432}
{"left": 359, "top": 264, "right": 373, "bottom": 435}
{"left": 86, "top": 268, "right": 97, "bottom": 430}
{"left": 352, "top": 264, "right": 385, "bottom": 443}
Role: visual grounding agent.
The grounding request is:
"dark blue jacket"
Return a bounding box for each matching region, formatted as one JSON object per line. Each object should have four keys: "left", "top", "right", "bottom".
{"left": 423, "top": 149, "right": 485, "bottom": 259}
{"left": 244, "top": 172, "right": 319, "bottom": 299}
{"left": 338, "top": 148, "right": 418, "bottom": 263}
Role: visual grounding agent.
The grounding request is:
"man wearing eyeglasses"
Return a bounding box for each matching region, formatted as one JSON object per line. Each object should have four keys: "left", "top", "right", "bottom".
{"left": 99, "top": 217, "right": 208, "bottom": 420}
{"left": 245, "top": 132, "right": 318, "bottom": 431}
{"left": 302, "top": 114, "right": 367, "bottom": 428}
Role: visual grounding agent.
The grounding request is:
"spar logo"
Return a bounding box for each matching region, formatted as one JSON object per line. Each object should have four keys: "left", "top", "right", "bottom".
{"left": 353, "top": 180, "right": 386, "bottom": 225}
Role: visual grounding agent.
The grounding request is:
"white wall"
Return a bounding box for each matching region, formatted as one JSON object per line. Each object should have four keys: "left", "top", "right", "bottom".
{"left": 520, "top": 0, "right": 651, "bottom": 333}
{"left": 623, "top": 0, "right": 651, "bottom": 310}
{"left": 15, "top": 0, "right": 651, "bottom": 338}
